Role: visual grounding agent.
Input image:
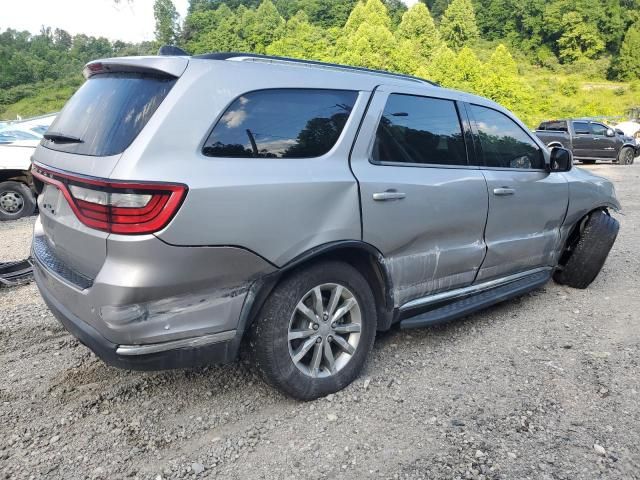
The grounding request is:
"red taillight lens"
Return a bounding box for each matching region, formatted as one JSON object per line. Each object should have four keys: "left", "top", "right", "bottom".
{"left": 32, "top": 164, "right": 187, "bottom": 235}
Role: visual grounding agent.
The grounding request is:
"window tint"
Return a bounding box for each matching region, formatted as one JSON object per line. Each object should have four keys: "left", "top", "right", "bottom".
{"left": 573, "top": 121, "right": 591, "bottom": 135}
{"left": 591, "top": 123, "right": 607, "bottom": 136}
{"left": 372, "top": 94, "right": 467, "bottom": 166}
{"left": 538, "top": 120, "right": 567, "bottom": 132}
{"left": 44, "top": 73, "right": 176, "bottom": 157}
{"left": 203, "top": 89, "right": 357, "bottom": 158}
{"left": 470, "top": 105, "right": 543, "bottom": 170}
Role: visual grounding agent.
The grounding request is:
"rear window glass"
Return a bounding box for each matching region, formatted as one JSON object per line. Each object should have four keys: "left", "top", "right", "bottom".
{"left": 372, "top": 93, "right": 467, "bottom": 166}
{"left": 43, "top": 73, "right": 176, "bottom": 157}
{"left": 538, "top": 120, "right": 567, "bottom": 132}
{"left": 202, "top": 89, "right": 358, "bottom": 158}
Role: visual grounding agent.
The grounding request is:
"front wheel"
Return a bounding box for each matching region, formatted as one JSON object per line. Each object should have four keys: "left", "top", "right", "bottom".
{"left": 554, "top": 211, "right": 619, "bottom": 289}
{"left": 617, "top": 146, "right": 634, "bottom": 166}
{"left": 0, "top": 181, "right": 36, "bottom": 221}
{"left": 250, "top": 261, "right": 376, "bottom": 400}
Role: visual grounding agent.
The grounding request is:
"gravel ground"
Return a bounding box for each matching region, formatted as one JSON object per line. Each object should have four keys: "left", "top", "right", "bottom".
{"left": 1, "top": 163, "right": 639, "bottom": 480}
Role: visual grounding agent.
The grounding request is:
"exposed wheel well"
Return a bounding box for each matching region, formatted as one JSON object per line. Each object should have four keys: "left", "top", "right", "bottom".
{"left": 243, "top": 243, "right": 395, "bottom": 335}
{"left": 558, "top": 207, "right": 609, "bottom": 267}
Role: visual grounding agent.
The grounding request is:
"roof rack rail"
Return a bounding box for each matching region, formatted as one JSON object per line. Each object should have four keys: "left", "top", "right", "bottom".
{"left": 192, "top": 52, "right": 439, "bottom": 87}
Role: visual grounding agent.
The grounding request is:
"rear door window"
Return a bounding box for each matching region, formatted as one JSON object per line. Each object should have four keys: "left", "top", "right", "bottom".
{"left": 203, "top": 89, "right": 358, "bottom": 158}
{"left": 372, "top": 94, "right": 467, "bottom": 166}
{"left": 43, "top": 73, "right": 176, "bottom": 157}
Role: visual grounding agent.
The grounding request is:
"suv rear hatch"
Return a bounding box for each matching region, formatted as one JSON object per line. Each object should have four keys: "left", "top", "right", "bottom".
{"left": 32, "top": 56, "right": 187, "bottom": 284}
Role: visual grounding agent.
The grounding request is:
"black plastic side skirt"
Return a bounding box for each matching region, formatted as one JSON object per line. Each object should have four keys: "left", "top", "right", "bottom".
{"left": 399, "top": 270, "right": 551, "bottom": 329}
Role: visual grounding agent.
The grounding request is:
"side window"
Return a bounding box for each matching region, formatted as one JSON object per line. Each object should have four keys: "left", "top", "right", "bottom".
{"left": 591, "top": 123, "right": 607, "bottom": 136}
{"left": 372, "top": 94, "right": 467, "bottom": 166}
{"left": 203, "top": 89, "right": 358, "bottom": 158}
{"left": 573, "top": 121, "right": 591, "bottom": 135}
{"left": 470, "top": 105, "right": 544, "bottom": 170}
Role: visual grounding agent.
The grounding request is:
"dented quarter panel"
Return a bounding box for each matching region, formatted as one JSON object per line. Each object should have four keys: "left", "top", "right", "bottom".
{"left": 32, "top": 216, "right": 275, "bottom": 345}
{"left": 555, "top": 166, "right": 622, "bottom": 248}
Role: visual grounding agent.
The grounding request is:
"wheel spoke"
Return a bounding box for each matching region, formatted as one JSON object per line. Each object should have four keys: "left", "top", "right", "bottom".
{"left": 332, "top": 335, "right": 356, "bottom": 355}
{"left": 310, "top": 342, "right": 323, "bottom": 377}
{"left": 312, "top": 287, "right": 324, "bottom": 316}
{"left": 323, "top": 340, "right": 336, "bottom": 374}
{"left": 296, "top": 302, "right": 317, "bottom": 322}
{"left": 333, "top": 323, "right": 361, "bottom": 334}
{"left": 288, "top": 329, "right": 315, "bottom": 341}
{"left": 292, "top": 336, "right": 318, "bottom": 363}
{"left": 326, "top": 285, "right": 343, "bottom": 316}
{"left": 331, "top": 297, "right": 357, "bottom": 323}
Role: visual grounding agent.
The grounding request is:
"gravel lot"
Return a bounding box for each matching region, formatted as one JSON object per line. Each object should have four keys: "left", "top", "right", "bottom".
{"left": 1, "top": 163, "right": 639, "bottom": 480}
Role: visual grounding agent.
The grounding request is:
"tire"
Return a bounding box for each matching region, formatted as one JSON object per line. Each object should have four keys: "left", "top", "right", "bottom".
{"left": 581, "top": 160, "right": 597, "bottom": 165}
{"left": 249, "top": 261, "right": 377, "bottom": 400}
{"left": 617, "top": 146, "right": 634, "bottom": 166}
{"left": 554, "top": 210, "right": 619, "bottom": 289}
{"left": 0, "top": 181, "right": 36, "bottom": 221}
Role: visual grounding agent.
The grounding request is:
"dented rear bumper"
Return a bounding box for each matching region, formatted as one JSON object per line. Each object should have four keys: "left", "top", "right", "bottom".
{"left": 32, "top": 216, "right": 276, "bottom": 369}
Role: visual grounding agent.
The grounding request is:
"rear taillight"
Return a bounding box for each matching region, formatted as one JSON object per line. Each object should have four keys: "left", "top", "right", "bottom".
{"left": 32, "top": 164, "right": 187, "bottom": 235}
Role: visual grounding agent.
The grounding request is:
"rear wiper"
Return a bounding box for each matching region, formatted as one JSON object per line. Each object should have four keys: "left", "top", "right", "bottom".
{"left": 43, "top": 132, "right": 84, "bottom": 144}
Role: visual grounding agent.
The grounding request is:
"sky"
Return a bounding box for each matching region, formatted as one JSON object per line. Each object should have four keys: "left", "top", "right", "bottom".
{"left": 0, "top": 0, "right": 418, "bottom": 43}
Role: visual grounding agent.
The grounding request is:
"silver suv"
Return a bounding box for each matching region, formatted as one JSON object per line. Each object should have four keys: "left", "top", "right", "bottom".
{"left": 32, "top": 53, "right": 620, "bottom": 400}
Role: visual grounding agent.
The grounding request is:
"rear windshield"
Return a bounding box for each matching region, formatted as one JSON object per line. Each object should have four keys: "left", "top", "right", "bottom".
{"left": 43, "top": 73, "right": 176, "bottom": 157}
{"left": 538, "top": 120, "right": 567, "bottom": 132}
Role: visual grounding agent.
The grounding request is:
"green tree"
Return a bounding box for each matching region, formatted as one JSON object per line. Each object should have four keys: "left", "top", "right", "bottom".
{"left": 439, "top": 0, "right": 479, "bottom": 50}
{"left": 557, "top": 11, "right": 605, "bottom": 62}
{"left": 611, "top": 22, "right": 640, "bottom": 80}
{"left": 266, "top": 11, "right": 334, "bottom": 60}
{"left": 244, "top": 0, "right": 285, "bottom": 53}
{"left": 336, "top": 0, "right": 416, "bottom": 72}
{"left": 396, "top": 3, "right": 441, "bottom": 58}
{"left": 153, "top": 0, "right": 180, "bottom": 45}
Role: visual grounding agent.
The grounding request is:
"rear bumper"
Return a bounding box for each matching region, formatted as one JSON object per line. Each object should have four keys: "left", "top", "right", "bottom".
{"left": 36, "top": 266, "right": 237, "bottom": 370}
{"left": 31, "top": 214, "right": 276, "bottom": 370}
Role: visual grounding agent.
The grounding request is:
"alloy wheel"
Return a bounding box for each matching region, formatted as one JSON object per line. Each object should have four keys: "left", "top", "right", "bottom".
{"left": 287, "top": 283, "right": 362, "bottom": 378}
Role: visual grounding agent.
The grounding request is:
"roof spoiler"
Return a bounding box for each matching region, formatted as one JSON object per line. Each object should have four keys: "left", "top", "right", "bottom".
{"left": 83, "top": 55, "right": 189, "bottom": 79}
{"left": 158, "top": 45, "right": 189, "bottom": 56}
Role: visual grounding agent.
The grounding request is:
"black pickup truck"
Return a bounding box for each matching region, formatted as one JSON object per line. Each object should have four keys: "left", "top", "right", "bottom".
{"left": 535, "top": 119, "right": 639, "bottom": 165}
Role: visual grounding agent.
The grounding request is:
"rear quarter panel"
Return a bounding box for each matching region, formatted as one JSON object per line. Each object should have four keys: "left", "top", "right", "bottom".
{"left": 109, "top": 60, "right": 377, "bottom": 266}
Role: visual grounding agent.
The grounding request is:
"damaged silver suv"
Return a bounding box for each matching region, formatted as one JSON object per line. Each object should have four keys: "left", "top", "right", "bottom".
{"left": 32, "top": 52, "right": 620, "bottom": 400}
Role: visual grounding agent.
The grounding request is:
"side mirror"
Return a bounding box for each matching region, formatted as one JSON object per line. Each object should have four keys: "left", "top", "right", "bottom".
{"left": 606, "top": 128, "right": 615, "bottom": 137}
{"left": 548, "top": 146, "right": 572, "bottom": 172}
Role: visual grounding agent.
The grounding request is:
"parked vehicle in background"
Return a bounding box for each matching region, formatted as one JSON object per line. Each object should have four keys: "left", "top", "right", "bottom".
{"left": 614, "top": 120, "right": 640, "bottom": 144}
{"left": 535, "top": 119, "right": 639, "bottom": 165}
{"left": 0, "top": 114, "right": 56, "bottom": 220}
{"left": 31, "top": 52, "right": 620, "bottom": 400}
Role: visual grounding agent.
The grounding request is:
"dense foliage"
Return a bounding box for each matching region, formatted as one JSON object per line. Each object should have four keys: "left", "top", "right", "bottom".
{"left": 0, "top": 0, "right": 638, "bottom": 125}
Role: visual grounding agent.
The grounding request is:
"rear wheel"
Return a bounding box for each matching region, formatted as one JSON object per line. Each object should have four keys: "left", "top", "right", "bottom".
{"left": 250, "top": 261, "right": 376, "bottom": 400}
{"left": 617, "top": 147, "right": 634, "bottom": 166}
{"left": 0, "top": 181, "right": 36, "bottom": 221}
{"left": 554, "top": 210, "right": 619, "bottom": 289}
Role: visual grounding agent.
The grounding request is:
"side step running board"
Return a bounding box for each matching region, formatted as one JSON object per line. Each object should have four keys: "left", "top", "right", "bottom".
{"left": 400, "top": 270, "right": 551, "bottom": 330}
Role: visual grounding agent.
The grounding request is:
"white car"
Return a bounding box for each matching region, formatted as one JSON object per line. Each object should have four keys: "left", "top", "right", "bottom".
{"left": 0, "top": 114, "right": 56, "bottom": 220}
{"left": 615, "top": 121, "right": 640, "bottom": 145}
